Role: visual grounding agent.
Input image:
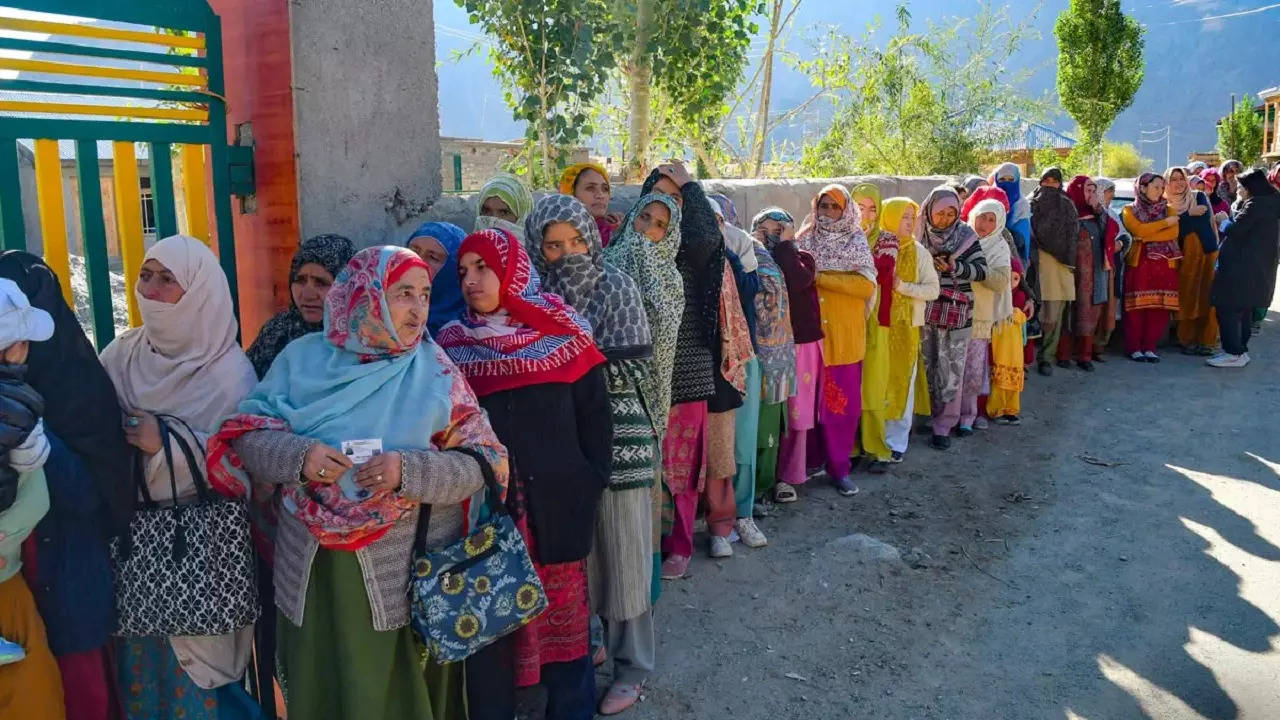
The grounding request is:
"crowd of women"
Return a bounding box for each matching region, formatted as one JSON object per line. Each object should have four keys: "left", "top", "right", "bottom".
{"left": 0, "top": 156, "right": 1276, "bottom": 720}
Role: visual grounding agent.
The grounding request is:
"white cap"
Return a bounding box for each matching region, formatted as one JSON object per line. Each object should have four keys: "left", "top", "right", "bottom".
{"left": 0, "top": 277, "right": 54, "bottom": 349}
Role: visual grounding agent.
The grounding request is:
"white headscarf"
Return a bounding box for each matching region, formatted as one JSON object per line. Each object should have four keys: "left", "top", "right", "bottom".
{"left": 98, "top": 234, "right": 256, "bottom": 691}
{"left": 101, "top": 235, "right": 255, "bottom": 434}
{"left": 969, "top": 198, "right": 1013, "bottom": 338}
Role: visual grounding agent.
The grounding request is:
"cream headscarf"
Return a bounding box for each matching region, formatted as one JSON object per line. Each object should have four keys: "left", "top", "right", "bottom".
{"left": 99, "top": 234, "right": 256, "bottom": 691}
{"left": 968, "top": 198, "right": 1013, "bottom": 339}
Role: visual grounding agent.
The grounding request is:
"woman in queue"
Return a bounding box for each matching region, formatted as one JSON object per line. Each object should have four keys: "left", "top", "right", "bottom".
{"left": 0, "top": 252, "right": 135, "bottom": 720}
{"left": 99, "top": 235, "right": 259, "bottom": 718}
{"left": 795, "top": 185, "right": 876, "bottom": 495}
{"left": 1165, "top": 166, "right": 1220, "bottom": 356}
{"left": 919, "top": 187, "right": 988, "bottom": 450}
{"left": 1120, "top": 173, "right": 1182, "bottom": 363}
{"left": 406, "top": 221, "right": 468, "bottom": 335}
{"left": 559, "top": 162, "right": 621, "bottom": 246}
{"left": 850, "top": 183, "right": 898, "bottom": 472}
{"left": 245, "top": 234, "right": 355, "bottom": 378}
{"left": 438, "top": 228, "right": 611, "bottom": 720}
{"left": 212, "top": 245, "right": 507, "bottom": 719}
{"left": 524, "top": 194, "right": 658, "bottom": 714}
{"left": 476, "top": 173, "right": 534, "bottom": 240}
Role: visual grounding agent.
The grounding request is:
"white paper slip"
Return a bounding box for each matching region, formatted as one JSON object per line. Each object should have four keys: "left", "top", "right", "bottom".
{"left": 342, "top": 438, "right": 383, "bottom": 466}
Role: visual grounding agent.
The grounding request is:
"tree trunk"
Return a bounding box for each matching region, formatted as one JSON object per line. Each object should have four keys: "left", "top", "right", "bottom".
{"left": 539, "top": 89, "right": 552, "bottom": 188}
{"left": 626, "top": 0, "right": 655, "bottom": 181}
{"left": 751, "top": 0, "right": 783, "bottom": 178}
{"left": 691, "top": 136, "right": 722, "bottom": 179}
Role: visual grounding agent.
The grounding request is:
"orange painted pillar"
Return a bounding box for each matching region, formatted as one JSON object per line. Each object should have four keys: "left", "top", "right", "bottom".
{"left": 209, "top": 0, "right": 300, "bottom": 346}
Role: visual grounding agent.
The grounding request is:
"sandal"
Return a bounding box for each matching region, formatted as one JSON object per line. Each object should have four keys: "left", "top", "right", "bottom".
{"left": 599, "top": 682, "right": 643, "bottom": 715}
{"left": 773, "top": 483, "right": 798, "bottom": 504}
{"left": 592, "top": 644, "right": 607, "bottom": 667}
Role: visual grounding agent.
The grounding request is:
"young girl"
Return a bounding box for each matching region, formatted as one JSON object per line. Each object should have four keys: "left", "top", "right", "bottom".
{"left": 990, "top": 255, "right": 1030, "bottom": 425}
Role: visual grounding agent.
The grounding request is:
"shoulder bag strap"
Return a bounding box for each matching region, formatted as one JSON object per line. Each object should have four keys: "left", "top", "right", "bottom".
{"left": 414, "top": 447, "right": 505, "bottom": 554}
{"left": 156, "top": 414, "right": 211, "bottom": 504}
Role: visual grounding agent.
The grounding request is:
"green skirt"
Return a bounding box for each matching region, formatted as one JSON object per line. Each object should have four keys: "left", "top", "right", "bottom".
{"left": 755, "top": 401, "right": 785, "bottom": 496}
{"left": 277, "top": 549, "right": 462, "bottom": 720}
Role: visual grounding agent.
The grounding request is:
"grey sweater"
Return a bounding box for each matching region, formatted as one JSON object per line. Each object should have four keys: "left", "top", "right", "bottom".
{"left": 231, "top": 430, "right": 484, "bottom": 631}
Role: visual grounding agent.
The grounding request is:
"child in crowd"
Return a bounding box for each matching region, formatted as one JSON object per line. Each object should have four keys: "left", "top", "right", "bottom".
{"left": 989, "top": 256, "right": 1030, "bottom": 425}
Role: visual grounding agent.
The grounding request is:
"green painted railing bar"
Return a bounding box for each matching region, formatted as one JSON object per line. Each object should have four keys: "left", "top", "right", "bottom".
{"left": 149, "top": 142, "right": 178, "bottom": 239}
{"left": 203, "top": 15, "right": 239, "bottom": 325}
{"left": 0, "top": 140, "right": 25, "bottom": 251}
{"left": 0, "top": 37, "right": 207, "bottom": 68}
{"left": 0, "top": 118, "right": 208, "bottom": 145}
{"left": 0, "top": 79, "right": 211, "bottom": 106}
{"left": 453, "top": 153, "right": 463, "bottom": 191}
{"left": 75, "top": 139, "right": 115, "bottom": 348}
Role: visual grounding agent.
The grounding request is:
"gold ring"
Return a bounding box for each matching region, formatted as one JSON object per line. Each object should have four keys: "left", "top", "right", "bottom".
{"left": 376, "top": 474, "right": 383, "bottom": 482}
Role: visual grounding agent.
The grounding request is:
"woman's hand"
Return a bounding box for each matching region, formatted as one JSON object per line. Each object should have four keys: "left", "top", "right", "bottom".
{"left": 1190, "top": 203, "right": 1207, "bottom": 217}
{"left": 780, "top": 223, "right": 796, "bottom": 242}
{"left": 658, "top": 161, "right": 693, "bottom": 187}
{"left": 1164, "top": 216, "right": 1180, "bottom": 228}
{"left": 603, "top": 211, "right": 623, "bottom": 227}
{"left": 1214, "top": 211, "right": 1229, "bottom": 225}
{"left": 302, "top": 443, "right": 353, "bottom": 485}
{"left": 1023, "top": 301, "right": 1036, "bottom": 319}
{"left": 123, "top": 410, "right": 162, "bottom": 455}
{"left": 355, "top": 451, "right": 402, "bottom": 494}
{"left": 933, "top": 256, "right": 950, "bottom": 273}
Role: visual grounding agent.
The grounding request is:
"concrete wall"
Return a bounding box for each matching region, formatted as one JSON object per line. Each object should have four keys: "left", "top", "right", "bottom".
{"left": 290, "top": 0, "right": 441, "bottom": 244}
{"left": 396, "top": 175, "right": 1040, "bottom": 240}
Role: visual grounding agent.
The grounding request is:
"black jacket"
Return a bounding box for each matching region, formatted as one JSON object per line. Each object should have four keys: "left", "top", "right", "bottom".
{"left": 478, "top": 366, "right": 612, "bottom": 565}
{"left": 1212, "top": 171, "right": 1280, "bottom": 309}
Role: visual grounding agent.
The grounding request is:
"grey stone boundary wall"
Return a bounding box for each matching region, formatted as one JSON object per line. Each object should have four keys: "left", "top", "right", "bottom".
{"left": 396, "top": 175, "right": 1040, "bottom": 243}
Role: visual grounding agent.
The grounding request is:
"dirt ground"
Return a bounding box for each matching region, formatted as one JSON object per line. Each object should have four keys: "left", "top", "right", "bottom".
{"left": 517, "top": 302, "right": 1280, "bottom": 719}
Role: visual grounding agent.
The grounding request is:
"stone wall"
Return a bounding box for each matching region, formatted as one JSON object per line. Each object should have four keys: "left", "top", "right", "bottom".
{"left": 290, "top": 0, "right": 442, "bottom": 244}
{"left": 440, "top": 137, "right": 590, "bottom": 191}
{"left": 396, "top": 175, "right": 1040, "bottom": 241}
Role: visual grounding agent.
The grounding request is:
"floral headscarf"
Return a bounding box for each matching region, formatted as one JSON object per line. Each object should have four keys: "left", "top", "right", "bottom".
{"left": 920, "top": 185, "right": 978, "bottom": 256}
{"left": 1218, "top": 160, "right": 1244, "bottom": 205}
{"left": 604, "top": 194, "right": 685, "bottom": 437}
{"left": 795, "top": 184, "right": 874, "bottom": 277}
{"left": 524, "top": 194, "right": 651, "bottom": 359}
{"left": 436, "top": 228, "right": 605, "bottom": 397}
{"left": 1130, "top": 172, "right": 1170, "bottom": 223}
{"left": 209, "top": 246, "right": 509, "bottom": 552}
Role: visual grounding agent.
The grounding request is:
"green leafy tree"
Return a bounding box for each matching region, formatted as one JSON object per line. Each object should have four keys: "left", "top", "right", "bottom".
{"left": 1054, "top": 0, "right": 1144, "bottom": 171}
{"left": 457, "top": 0, "right": 616, "bottom": 188}
{"left": 457, "top": 0, "right": 761, "bottom": 185}
{"left": 796, "top": 3, "right": 1049, "bottom": 176}
{"left": 1031, "top": 139, "right": 1149, "bottom": 178}
{"left": 1218, "top": 94, "right": 1264, "bottom": 167}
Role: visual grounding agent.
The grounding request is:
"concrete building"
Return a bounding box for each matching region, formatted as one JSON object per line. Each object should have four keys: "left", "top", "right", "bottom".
{"left": 440, "top": 136, "right": 591, "bottom": 192}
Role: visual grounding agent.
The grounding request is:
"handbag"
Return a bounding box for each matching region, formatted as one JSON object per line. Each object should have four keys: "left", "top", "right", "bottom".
{"left": 109, "top": 414, "right": 259, "bottom": 637}
{"left": 409, "top": 447, "right": 547, "bottom": 662}
{"left": 925, "top": 287, "right": 972, "bottom": 330}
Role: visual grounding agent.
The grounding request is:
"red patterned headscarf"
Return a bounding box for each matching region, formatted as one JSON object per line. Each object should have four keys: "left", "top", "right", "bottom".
{"left": 325, "top": 246, "right": 431, "bottom": 360}
{"left": 436, "top": 228, "right": 604, "bottom": 396}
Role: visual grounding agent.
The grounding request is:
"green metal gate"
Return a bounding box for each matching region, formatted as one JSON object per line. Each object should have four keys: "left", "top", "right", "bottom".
{"left": 0, "top": 0, "right": 245, "bottom": 347}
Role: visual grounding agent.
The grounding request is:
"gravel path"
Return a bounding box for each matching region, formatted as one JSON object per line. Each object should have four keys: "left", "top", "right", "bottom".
{"left": 564, "top": 301, "right": 1280, "bottom": 720}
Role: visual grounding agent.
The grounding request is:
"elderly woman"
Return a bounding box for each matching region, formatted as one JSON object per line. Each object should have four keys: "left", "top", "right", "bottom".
{"left": 0, "top": 253, "right": 134, "bottom": 720}
{"left": 1120, "top": 173, "right": 1182, "bottom": 362}
{"left": 406, "top": 221, "right": 468, "bottom": 335}
{"left": 919, "top": 187, "right": 988, "bottom": 450}
{"left": 524, "top": 194, "right": 657, "bottom": 714}
{"left": 746, "top": 210, "right": 796, "bottom": 500}
{"left": 0, "top": 278, "right": 62, "bottom": 720}
{"left": 439, "top": 229, "right": 610, "bottom": 720}
{"left": 246, "top": 234, "right": 356, "bottom": 379}
{"left": 559, "top": 162, "right": 621, "bottom": 246}
{"left": 796, "top": 184, "right": 876, "bottom": 494}
{"left": 99, "top": 235, "right": 260, "bottom": 719}
{"left": 210, "top": 246, "right": 507, "bottom": 720}
{"left": 476, "top": 173, "right": 534, "bottom": 240}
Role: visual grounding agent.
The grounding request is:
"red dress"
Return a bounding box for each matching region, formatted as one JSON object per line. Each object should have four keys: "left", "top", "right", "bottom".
{"left": 512, "top": 518, "right": 590, "bottom": 687}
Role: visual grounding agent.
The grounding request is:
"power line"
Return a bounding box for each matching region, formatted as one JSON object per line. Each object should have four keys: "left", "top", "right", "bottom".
{"left": 1154, "top": 2, "right": 1280, "bottom": 25}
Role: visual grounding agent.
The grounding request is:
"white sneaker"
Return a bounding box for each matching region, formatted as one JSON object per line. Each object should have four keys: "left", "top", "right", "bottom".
{"left": 974, "top": 417, "right": 989, "bottom": 430}
{"left": 1207, "top": 353, "right": 1249, "bottom": 368}
{"left": 735, "top": 518, "right": 768, "bottom": 548}
{"left": 709, "top": 535, "right": 733, "bottom": 558}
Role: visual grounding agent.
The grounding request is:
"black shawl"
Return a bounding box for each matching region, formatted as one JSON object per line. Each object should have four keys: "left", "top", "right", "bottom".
{"left": 1212, "top": 170, "right": 1280, "bottom": 309}
{"left": 0, "top": 251, "right": 134, "bottom": 536}
{"left": 1030, "top": 185, "right": 1081, "bottom": 267}
{"left": 245, "top": 234, "right": 355, "bottom": 378}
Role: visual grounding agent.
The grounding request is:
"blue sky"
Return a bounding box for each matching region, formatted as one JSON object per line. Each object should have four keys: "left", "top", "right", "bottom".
{"left": 434, "top": 1, "right": 1280, "bottom": 164}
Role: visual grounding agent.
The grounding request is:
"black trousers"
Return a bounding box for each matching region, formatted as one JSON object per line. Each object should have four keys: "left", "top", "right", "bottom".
{"left": 465, "top": 636, "right": 595, "bottom": 720}
{"left": 1216, "top": 305, "right": 1253, "bottom": 356}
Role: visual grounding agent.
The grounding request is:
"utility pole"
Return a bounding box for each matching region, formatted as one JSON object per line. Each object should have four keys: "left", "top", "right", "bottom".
{"left": 1229, "top": 93, "right": 1236, "bottom": 160}
{"left": 1139, "top": 124, "right": 1171, "bottom": 170}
